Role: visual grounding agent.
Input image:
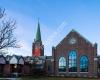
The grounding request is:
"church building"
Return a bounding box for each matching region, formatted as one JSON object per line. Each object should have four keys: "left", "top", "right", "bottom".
{"left": 0, "top": 21, "right": 99, "bottom": 78}
{"left": 52, "top": 29, "right": 98, "bottom": 77}
{"left": 32, "top": 21, "right": 98, "bottom": 77}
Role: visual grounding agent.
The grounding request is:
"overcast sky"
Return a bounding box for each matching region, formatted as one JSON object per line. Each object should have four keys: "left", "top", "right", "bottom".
{"left": 0, "top": 0, "right": 100, "bottom": 56}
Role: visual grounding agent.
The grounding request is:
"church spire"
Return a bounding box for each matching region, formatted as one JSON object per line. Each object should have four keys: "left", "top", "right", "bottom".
{"left": 35, "top": 20, "right": 41, "bottom": 42}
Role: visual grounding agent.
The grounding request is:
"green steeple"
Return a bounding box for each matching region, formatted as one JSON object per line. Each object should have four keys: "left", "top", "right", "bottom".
{"left": 35, "top": 21, "right": 41, "bottom": 42}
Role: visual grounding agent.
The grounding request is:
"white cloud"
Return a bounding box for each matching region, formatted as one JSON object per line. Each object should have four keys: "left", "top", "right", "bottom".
{"left": 7, "top": 40, "right": 31, "bottom": 56}
{"left": 43, "top": 21, "right": 68, "bottom": 56}
{"left": 5, "top": 9, "right": 35, "bottom": 56}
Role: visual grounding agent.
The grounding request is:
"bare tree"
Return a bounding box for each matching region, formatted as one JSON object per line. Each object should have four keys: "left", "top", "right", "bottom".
{"left": 0, "top": 8, "right": 18, "bottom": 50}
{"left": 0, "top": 8, "right": 5, "bottom": 18}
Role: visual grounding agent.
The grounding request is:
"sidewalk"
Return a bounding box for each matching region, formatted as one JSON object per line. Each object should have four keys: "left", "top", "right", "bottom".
{"left": 0, "top": 78, "right": 22, "bottom": 80}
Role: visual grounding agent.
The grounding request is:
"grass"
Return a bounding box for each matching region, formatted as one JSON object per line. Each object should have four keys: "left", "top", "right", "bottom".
{"left": 21, "top": 76, "right": 100, "bottom": 80}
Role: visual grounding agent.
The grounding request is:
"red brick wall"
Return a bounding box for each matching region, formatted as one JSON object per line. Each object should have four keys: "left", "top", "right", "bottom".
{"left": 53, "top": 31, "right": 97, "bottom": 77}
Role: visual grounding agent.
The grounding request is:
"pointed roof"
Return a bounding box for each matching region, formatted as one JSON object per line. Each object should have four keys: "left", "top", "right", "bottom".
{"left": 70, "top": 29, "right": 92, "bottom": 45}
{"left": 35, "top": 20, "right": 41, "bottom": 42}
{"left": 56, "top": 29, "right": 93, "bottom": 47}
{"left": 71, "top": 29, "right": 76, "bottom": 32}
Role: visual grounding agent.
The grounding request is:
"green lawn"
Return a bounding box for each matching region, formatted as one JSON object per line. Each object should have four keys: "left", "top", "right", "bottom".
{"left": 21, "top": 76, "right": 100, "bottom": 80}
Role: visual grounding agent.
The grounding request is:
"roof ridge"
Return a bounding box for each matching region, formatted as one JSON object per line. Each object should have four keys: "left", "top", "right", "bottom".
{"left": 71, "top": 29, "right": 93, "bottom": 45}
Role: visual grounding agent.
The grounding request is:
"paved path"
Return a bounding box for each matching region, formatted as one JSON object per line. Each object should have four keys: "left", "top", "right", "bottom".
{"left": 0, "top": 78, "right": 22, "bottom": 80}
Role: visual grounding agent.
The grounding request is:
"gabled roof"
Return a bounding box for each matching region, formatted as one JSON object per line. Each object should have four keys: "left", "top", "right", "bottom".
{"left": 70, "top": 29, "right": 93, "bottom": 45}
{"left": 0, "top": 55, "right": 6, "bottom": 64}
{"left": 18, "top": 56, "right": 25, "bottom": 64}
{"left": 56, "top": 29, "right": 93, "bottom": 48}
{"left": 9, "top": 55, "right": 18, "bottom": 64}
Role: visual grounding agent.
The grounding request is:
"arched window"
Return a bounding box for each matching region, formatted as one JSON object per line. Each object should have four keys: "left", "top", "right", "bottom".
{"left": 80, "top": 56, "right": 88, "bottom": 72}
{"left": 59, "top": 57, "right": 66, "bottom": 72}
{"left": 68, "top": 50, "right": 77, "bottom": 72}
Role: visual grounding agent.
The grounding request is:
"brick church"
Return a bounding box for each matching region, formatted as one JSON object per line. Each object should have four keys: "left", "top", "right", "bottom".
{"left": 0, "top": 21, "right": 100, "bottom": 78}
{"left": 32, "top": 22, "right": 44, "bottom": 57}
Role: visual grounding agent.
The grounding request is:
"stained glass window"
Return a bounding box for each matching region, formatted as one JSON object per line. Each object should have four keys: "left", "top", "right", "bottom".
{"left": 68, "top": 50, "right": 77, "bottom": 72}
{"left": 80, "top": 56, "right": 88, "bottom": 72}
{"left": 59, "top": 57, "right": 66, "bottom": 72}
